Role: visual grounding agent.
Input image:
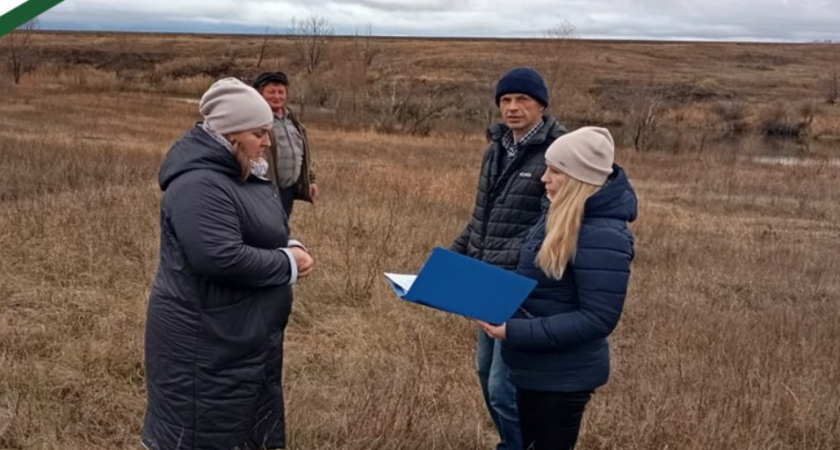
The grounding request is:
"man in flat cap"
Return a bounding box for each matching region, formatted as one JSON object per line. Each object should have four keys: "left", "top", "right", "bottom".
{"left": 253, "top": 71, "right": 318, "bottom": 220}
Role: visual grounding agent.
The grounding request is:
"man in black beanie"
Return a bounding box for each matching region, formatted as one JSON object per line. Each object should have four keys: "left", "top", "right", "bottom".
{"left": 451, "top": 66, "right": 567, "bottom": 450}
{"left": 252, "top": 71, "right": 318, "bottom": 220}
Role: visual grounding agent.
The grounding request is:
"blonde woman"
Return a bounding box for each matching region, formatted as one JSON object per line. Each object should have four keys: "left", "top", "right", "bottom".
{"left": 479, "top": 127, "right": 637, "bottom": 450}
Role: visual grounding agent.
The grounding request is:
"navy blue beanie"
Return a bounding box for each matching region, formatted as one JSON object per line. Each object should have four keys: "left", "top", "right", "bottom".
{"left": 494, "top": 67, "right": 549, "bottom": 107}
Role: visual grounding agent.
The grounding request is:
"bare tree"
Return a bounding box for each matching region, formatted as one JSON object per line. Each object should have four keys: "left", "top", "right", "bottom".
{"left": 4, "top": 18, "right": 40, "bottom": 84}
{"left": 354, "top": 24, "right": 379, "bottom": 68}
{"left": 365, "top": 79, "right": 455, "bottom": 136}
{"left": 544, "top": 19, "right": 578, "bottom": 39}
{"left": 255, "top": 27, "right": 271, "bottom": 69}
{"left": 629, "top": 90, "right": 668, "bottom": 152}
{"left": 826, "top": 64, "right": 838, "bottom": 105}
{"left": 337, "top": 24, "right": 379, "bottom": 116}
{"left": 595, "top": 81, "right": 672, "bottom": 152}
{"left": 538, "top": 19, "right": 579, "bottom": 113}
{"left": 290, "top": 15, "right": 333, "bottom": 74}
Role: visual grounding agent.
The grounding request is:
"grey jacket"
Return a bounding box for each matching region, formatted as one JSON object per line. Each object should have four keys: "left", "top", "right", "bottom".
{"left": 452, "top": 116, "right": 567, "bottom": 269}
{"left": 266, "top": 108, "right": 315, "bottom": 202}
{"left": 142, "top": 125, "right": 294, "bottom": 450}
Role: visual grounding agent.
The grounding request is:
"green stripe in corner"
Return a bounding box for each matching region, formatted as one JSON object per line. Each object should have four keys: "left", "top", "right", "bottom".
{"left": 0, "top": 0, "right": 66, "bottom": 37}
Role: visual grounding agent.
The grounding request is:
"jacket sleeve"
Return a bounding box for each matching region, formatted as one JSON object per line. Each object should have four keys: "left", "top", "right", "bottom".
{"left": 169, "top": 177, "right": 295, "bottom": 288}
{"left": 451, "top": 148, "right": 492, "bottom": 254}
{"left": 294, "top": 111, "right": 316, "bottom": 183}
{"left": 506, "top": 227, "right": 634, "bottom": 351}
{"left": 451, "top": 216, "right": 475, "bottom": 255}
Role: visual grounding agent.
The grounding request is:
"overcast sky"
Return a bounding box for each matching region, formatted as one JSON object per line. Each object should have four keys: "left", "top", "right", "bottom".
{"left": 27, "top": 0, "right": 840, "bottom": 41}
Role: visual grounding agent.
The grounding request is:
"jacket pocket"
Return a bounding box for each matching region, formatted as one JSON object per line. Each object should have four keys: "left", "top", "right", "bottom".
{"left": 200, "top": 295, "right": 269, "bottom": 368}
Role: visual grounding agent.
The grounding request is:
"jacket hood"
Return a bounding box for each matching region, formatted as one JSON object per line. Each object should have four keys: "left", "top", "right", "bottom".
{"left": 159, "top": 125, "right": 241, "bottom": 191}
{"left": 487, "top": 115, "right": 567, "bottom": 146}
{"left": 584, "top": 164, "right": 638, "bottom": 223}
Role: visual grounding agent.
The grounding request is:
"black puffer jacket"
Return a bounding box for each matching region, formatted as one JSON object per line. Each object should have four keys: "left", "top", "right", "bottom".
{"left": 142, "top": 125, "right": 294, "bottom": 450}
{"left": 452, "top": 116, "right": 567, "bottom": 269}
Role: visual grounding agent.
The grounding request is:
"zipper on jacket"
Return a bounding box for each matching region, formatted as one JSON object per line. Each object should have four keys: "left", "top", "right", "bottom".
{"left": 518, "top": 306, "right": 536, "bottom": 318}
{"left": 478, "top": 140, "right": 537, "bottom": 262}
{"left": 478, "top": 191, "right": 493, "bottom": 261}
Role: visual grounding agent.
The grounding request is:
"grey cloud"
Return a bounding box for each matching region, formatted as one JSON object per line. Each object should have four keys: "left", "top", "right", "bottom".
{"left": 328, "top": 0, "right": 471, "bottom": 13}
{"left": 39, "top": 0, "right": 840, "bottom": 41}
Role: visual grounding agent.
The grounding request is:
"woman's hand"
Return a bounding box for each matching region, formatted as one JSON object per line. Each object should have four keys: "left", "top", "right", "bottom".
{"left": 290, "top": 247, "right": 314, "bottom": 278}
{"left": 309, "top": 183, "right": 319, "bottom": 201}
{"left": 477, "top": 320, "right": 507, "bottom": 340}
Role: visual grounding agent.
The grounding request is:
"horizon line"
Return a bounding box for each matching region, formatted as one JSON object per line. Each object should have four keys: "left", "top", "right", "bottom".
{"left": 32, "top": 26, "right": 839, "bottom": 46}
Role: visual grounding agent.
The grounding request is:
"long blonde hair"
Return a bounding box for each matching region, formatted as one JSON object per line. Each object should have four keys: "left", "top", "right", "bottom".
{"left": 537, "top": 177, "right": 601, "bottom": 280}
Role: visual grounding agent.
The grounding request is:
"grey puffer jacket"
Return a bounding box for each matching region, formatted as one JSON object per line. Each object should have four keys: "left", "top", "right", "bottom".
{"left": 452, "top": 116, "right": 567, "bottom": 269}
{"left": 142, "top": 125, "right": 295, "bottom": 450}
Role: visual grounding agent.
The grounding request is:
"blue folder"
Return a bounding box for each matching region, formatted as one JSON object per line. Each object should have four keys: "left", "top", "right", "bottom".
{"left": 385, "top": 247, "right": 538, "bottom": 324}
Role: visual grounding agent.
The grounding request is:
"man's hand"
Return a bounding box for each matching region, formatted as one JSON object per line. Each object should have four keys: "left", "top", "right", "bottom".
{"left": 309, "top": 183, "right": 319, "bottom": 201}
{"left": 477, "top": 320, "right": 507, "bottom": 340}
{"left": 289, "top": 247, "right": 314, "bottom": 278}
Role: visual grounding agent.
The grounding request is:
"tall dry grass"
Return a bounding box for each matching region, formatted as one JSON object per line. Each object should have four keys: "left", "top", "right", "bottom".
{"left": 1, "top": 38, "right": 840, "bottom": 450}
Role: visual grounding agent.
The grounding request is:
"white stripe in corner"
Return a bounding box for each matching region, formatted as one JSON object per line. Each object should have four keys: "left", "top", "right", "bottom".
{"left": 0, "top": 0, "right": 29, "bottom": 17}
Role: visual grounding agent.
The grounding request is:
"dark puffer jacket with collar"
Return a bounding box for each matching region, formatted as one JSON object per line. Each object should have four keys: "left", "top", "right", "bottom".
{"left": 452, "top": 115, "right": 567, "bottom": 269}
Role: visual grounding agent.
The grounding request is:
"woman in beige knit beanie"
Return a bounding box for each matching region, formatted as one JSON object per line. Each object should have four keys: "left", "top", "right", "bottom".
{"left": 198, "top": 77, "right": 275, "bottom": 180}
{"left": 143, "top": 77, "right": 314, "bottom": 450}
{"left": 539, "top": 126, "right": 616, "bottom": 277}
{"left": 478, "top": 126, "right": 637, "bottom": 450}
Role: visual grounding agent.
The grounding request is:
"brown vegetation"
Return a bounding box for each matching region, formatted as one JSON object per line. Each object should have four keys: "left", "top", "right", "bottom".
{"left": 3, "top": 31, "right": 840, "bottom": 145}
{"left": 0, "top": 32, "right": 839, "bottom": 450}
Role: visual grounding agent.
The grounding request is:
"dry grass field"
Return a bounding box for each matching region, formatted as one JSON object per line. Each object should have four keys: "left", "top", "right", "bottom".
{"left": 0, "top": 32, "right": 839, "bottom": 450}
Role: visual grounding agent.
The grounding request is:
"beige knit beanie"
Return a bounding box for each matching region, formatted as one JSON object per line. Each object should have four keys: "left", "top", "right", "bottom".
{"left": 545, "top": 126, "right": 614, "bottom": 186}
{"left": 199, "top": 78, "right": 273, "bottom": 135}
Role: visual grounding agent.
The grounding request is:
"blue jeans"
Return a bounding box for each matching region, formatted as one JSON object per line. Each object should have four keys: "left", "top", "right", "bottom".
{"left": 477, "top": 331, "right": 521, "bottom": 450}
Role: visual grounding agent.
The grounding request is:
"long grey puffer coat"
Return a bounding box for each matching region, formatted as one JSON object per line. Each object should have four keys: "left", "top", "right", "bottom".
{"left": 142, "top": 125, "right": 295, "bottom": 450}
